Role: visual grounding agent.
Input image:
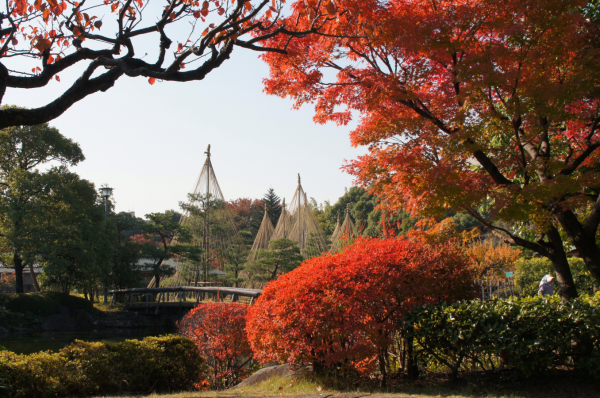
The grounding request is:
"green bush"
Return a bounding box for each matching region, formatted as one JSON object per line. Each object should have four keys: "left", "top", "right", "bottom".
{"left": 0, "top": 308, "right": 40, "bottom": 330}
{"left": 0, "top": 293, "right": 60, "bottom": 317}
{"left": 0, "top": 335, "right": 205, "bottom": 397}
{"left": 514, "top": 257, "right": 597, "bottom": 296}
{"left": 41, "top": 292, "right": 94, "bottom": 313}
{"left": 403, "top": 295, "right": 600, "bottom": 379}
{"left": 0, "top": 293, "right": 94, "bottom": 318}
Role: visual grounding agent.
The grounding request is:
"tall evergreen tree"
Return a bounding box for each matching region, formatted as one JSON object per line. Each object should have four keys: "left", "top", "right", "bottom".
{"left": 250, "top": 188, "right": 282, "bottom": 236}
{"left": 263, "top": 188, "right": 282, "bottom": 227}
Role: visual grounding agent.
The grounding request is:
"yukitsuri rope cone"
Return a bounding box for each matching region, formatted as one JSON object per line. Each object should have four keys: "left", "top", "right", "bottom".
{"left": 272, "top": 197, "right": 293, "bottom": 240}
{"left": 270, "top": 174, "right": 328, "bottom": 259}
{"left": 330, "top": 203, "right": 357, "bottom": 253}
{"left": 331, "top": 215, "right": 341, "bottom": 240}
{"left": 148, "top": 145, "right": 247, "bottom": 288}
{"left": 247, "top": 205, "right": 275, "bottom": 262}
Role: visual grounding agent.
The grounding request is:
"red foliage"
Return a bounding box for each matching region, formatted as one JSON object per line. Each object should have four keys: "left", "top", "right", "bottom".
{"left": 0, "top": 272, "right": 15, "bottom": 293}
{"left": 129, "top": 233, "right": 157, "bottom": 245}
{"left": 246, "top": 237, "right": 475, "bottom": 372}
{"left": 227, "top": 198, "right": 263, "bottom": 231}
{"left": 259, "top": 0, "right": 600, "bottom": 288}
{"left": 178, "top": 302, "right": 252, "bottom": 389}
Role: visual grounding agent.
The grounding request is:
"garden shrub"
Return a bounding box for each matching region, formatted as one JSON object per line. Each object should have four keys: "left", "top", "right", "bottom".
{"left": 514, "top": 257, "right": 597, "bottom": 296}
{"left": 0, "top": 335, "right": 205, "bottom": 397}
{"left": 247, "top": 237, "right": 475, "bottom": 383}
{"left": 0, "top": 293, "right": 60, "bottom": 317}
{"left": 0, "top": 293, "right": 94, "bottom": 319}
{"left": 41, "top": 292, "right": 94, "bottom": 313}
{"left": 404, "top": 294, "right": 600, "bottom": 379}
{"left": 178, "top": 302, "right": 252, "bottom": 389}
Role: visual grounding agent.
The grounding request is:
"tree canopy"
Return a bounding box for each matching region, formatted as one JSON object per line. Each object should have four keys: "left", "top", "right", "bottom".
{"left": 0, "top": 0, "right": 335, "bottom": 128}
{"left": 0, "top": 119, "right": 84, "bottom": 292}
{"left": 245, "top": 237, "right": 303, "bottom": 284}
{"left": 260, "top": 0, "right": 600, "bottom": 299}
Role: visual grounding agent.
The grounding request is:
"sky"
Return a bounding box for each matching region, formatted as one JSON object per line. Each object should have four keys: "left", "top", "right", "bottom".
{"left": 4, "top": 37, "right": 365, "bottom": 218}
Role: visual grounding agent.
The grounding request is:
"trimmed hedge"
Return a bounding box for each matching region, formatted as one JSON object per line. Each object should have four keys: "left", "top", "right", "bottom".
{"left": 403, "top": 294, "right": 600, "bottom": 379}
{"left": 42, "top": 292, "right": 94, "bottom": 313}
{"left": 0, "top": 293, "right": 60, "bottom": 317}
{"left": 0, "top": 335, "right": 205, "bottom": 397}
{"left": 514, "top": 257, "right": 597, "bottom": 296}
{"left": 0, "top": 293, "right": 93, "bottom": 317}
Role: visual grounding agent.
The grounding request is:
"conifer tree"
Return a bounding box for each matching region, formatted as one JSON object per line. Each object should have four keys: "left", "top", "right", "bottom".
{"left": 263, "top": 188, "right": 282, "bottom": 226}
{"left": 250, "top": 188, "right": 282, "bottom": 235}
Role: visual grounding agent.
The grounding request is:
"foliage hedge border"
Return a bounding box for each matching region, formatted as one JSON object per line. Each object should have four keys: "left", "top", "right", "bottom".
{"left": 404, "top": 294, "right": 600, "bottom": 379}
{"left": 0, "top": 292, "right": 94, "bottom": 317}
{"left": 0, "top": 335, "right": 205, "bottom": 397}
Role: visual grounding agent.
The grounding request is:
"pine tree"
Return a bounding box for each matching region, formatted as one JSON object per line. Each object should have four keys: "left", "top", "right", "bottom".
{"left": 263, "top": 188, "right": 282, "bottom": 226}
{"left": 250, "top": 188, "right": 282, "bottom": 235}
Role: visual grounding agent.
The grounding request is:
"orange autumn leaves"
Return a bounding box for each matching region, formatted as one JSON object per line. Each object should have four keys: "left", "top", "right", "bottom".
{"left": 185, "top": 235, "right": 487, "bottom": 377}
{"left": 260, "top": 0, "right": 600, "bottom": 228}
{"left": 246, "top": 237, "right": 476, "bottom": 371}
{"left": 178, "top": 302, "right": 252, "bottom": 389}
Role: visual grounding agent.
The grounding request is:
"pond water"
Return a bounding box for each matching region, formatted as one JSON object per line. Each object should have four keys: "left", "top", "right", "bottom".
{"left": 0, "top": 326, "right": 176, "bottom": 355}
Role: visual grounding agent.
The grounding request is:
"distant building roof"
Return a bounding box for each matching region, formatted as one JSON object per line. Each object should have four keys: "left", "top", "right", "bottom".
{"left": 0, "top": 263, "right": 43, "bottom": 273}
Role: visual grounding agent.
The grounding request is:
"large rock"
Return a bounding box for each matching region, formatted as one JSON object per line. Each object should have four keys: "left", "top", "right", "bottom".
{"left": 234, "top": 363, "right": 313, "bottom": 388}
{"left": 41, "top": 305, "right": 77, "bottom": 331}
{"left": 74, "top": 309, "right": 93, "bottom": 331}
{"left": 91, "top": 311, "right": 172, "bottom": 329}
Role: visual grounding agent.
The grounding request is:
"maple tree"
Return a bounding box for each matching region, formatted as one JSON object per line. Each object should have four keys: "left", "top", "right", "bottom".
{"left": 260, "top": 0, "right": 600, "bottom": 299}
{"left": 178, "top": 302, "right": 252, "bottom": 389}
{"left": 0, "top": 270, "right": 15, "bottom": 292}
{"left": 0, "top": 0, "right": 335, "bottom": 128}
{"left": 246, "top": 237, "right": 475, "bottom": 386}
{"left": 405, "top": 216, "right": 521, "bottom": 279}
{"left": 227, "top": 197, "right": 263, "bottom": 238}
{"left": 466, "top": 239, "right": 522, "bottom": 278}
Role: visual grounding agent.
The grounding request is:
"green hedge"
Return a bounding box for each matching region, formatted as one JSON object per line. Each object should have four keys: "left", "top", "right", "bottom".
{"left": 514, "top": 257, "right": 597, "bottom": 296}
{"left": 0, "top": 294, "right": 60, "bottom": 317}
{"left": 41, "top": 292, "right": 94, "bottom": 313}
{"left": 403, "top": 294, "right": 600, "bottom": 379}
{"left": 0, "top": 293, "right": 93, "bottom": 317}
{"left": 0, "top": 335, "right": 205, "bottom": 397}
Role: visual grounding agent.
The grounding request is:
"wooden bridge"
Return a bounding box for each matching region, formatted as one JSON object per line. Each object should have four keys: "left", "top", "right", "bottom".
{"left": 108, "top": 286, "right": 262, "bottom": 315}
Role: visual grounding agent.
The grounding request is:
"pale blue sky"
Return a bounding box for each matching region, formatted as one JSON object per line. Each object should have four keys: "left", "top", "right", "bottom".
{"left": 5, "top": 47, "right": 364, "bottom": 217}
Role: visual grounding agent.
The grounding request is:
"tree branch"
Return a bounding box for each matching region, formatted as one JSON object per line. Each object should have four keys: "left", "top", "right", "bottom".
{"left": 464, "top": 207, "right": 547, "bottom": 255}
{"left": 583, "top": 193, "right": 600, "bottom": 236}
{"left": 0, "top": 67, "right": 123, "bottom": 128}
{"left": 558, "top": 143, "right": 600, "bottom": 176}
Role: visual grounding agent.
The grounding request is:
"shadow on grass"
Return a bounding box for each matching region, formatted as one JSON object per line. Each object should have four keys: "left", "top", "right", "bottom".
{"left": 99, "top": 369, "right": 599, "bottom": 398}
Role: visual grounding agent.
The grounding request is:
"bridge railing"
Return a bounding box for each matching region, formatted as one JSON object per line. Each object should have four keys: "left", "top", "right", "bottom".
{"left": 108, "top": 286, "right": 261, "bottom": 314}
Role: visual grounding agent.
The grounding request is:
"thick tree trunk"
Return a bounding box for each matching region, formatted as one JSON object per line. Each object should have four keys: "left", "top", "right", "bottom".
{"left": 555, "top": 210, "right": 600, "bottom": 286}
{"left": 13, "top": 252, "right": 24, "bottom": 293}
{"left": 378, "top": 350, "right": 388, "bottom": 387}
{"left": 28, "top": 263, "right": 41, "bottom": 292}
{"left": 545, "top": 227, "right": 578, "bottom": 300}
{"left": 406, "top": 331, "right": 419, "bottom": 380}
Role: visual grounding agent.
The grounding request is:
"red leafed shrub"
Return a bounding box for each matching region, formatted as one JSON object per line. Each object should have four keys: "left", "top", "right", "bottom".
{"left": 178, "top": 302, "right": 252, "bottom": 389}
{"left": 246, "top": 237, "right": 475, "bottom": 375}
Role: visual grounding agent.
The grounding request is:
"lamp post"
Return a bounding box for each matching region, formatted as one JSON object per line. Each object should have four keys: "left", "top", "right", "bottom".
{"left": 100, "top": 186, "right": 113, "bottom": 219}
{"left": 100, "top": 185, "right": 113, "bottom": 303}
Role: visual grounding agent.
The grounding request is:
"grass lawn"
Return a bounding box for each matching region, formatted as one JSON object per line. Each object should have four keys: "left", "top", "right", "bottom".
{"left": 93, "top": 301, "right": 125, "bottom": 312}
{"left": 96, "top": 370, "right": 600, "bottom": 398}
